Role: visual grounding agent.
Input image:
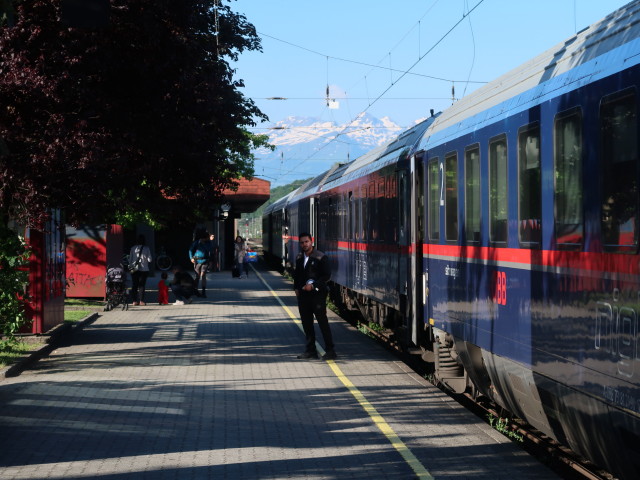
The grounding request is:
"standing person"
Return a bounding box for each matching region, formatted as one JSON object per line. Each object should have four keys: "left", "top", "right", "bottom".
{"left": 129, "top": 235, "right": 152, "bottom": 306}
{"left": 158, "top": 272, "right": 169, "bottom": 305}
{"left": 208, "top": 233, "right": 220, "bottom": 272}
{"left": 293, "top": 232, "right": 336, "bottom": 360}
{"left": 233, "top": 235, "right": 247, "bottom": 278}
{"left": 189, "top": 232, "right": 211, "bottom": 297}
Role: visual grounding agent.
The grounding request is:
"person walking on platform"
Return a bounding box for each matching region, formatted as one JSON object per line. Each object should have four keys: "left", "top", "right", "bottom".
{"left": 293, "top": 232, "right": 336, "bottom": 360}
{"left": 189, "top": 231, "right": 211, "bottom": 297}
{"left": 233, "top": 235, "right": 248, "bottom": 278}
{"left": 129, "top": 235, "right": 152, "bottom": 306}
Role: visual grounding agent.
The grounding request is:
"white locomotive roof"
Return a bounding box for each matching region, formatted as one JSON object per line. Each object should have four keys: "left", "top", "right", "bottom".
{"left": 419, "top": 0, "right": 640, "bottom": 150}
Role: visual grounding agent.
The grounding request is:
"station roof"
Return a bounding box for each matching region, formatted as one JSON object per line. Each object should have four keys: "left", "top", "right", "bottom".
{"left": 221, "top": 177, "right": 270, "bottom": 215}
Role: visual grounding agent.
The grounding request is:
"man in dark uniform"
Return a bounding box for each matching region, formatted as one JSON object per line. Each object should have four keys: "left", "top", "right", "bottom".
{"left": 293, "top": 232, "right": 337, "bottom": 360}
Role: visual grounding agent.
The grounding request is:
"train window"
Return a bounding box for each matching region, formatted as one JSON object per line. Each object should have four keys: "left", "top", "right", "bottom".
{"left": 428, "top": 159, "right": 440, "bottom": 241}
{"left": 349, "top": 191, "right": 355, "bottom": 241}
{"left": 465, "top": 146, "right": 481, "bottom": 243}
{"left": 445, "top": 152, "right": 458, "bottom": 241}
{"left": 600, "top": 90, "right": 638, "bottom": 253}
{"left": 377, "top": 179, "right": 385, "bottom": 242}
{"left": 489, "top": 135, "right": 508, "bottom": 243}
{"left": 361, "top": 185, "right": 368, "bottom": 241}
{"left": 518, "top": 124, "right": 541, "bottom": 246}
{"left": 554, "top": 108, "right": 583, "bottom": 249}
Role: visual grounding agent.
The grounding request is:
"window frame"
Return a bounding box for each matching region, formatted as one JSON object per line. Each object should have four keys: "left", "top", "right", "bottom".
{"left": 553, "top": 107, "right": 584, "bottom": 250}
{"left": 517, "top": 122, "right": 542, "bottom": 248}
{"left": 599, "top": 87, "right": 639, "bottom": 253}
{"left": 464, "top": 144, "right": 481, "bottom": 244}
{"left": 445, "top": 151, "right": 459, "bottom": 242}
{"left": 489, "top": 134, "right": 509, "bottom": 245}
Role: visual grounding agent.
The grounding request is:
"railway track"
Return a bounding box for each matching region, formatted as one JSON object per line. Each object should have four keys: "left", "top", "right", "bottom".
{"left": 350, "top": 318, "right": 616, "bottom": 480}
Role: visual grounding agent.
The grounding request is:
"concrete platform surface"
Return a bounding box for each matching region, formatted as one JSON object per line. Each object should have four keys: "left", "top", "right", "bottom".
{"left": 0, "top": 266, "right": 559, "bottom": 480}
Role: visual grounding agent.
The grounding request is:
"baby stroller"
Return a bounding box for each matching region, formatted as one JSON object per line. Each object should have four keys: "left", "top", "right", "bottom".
{"left": 104, "top": 266, "right": 129, "bottom": 311}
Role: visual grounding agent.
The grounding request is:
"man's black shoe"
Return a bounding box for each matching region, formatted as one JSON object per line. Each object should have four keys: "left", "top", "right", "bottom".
{"left": 297, "top": 351, "right": 318, "bottom": 360}
{"left": 322, "top": 351, "right": 337, "bottom": 360}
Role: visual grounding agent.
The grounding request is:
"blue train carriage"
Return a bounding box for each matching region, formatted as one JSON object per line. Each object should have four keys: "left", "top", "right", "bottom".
{"left": 413, "top": 3, "right": 640, "bottom": 478}
{"left": 285, "top": 167, "right": 340, "bottom": 269}
{"left": 262, "top": 190, "right": 296, "bottom": 269}
{"left": 318, "top": 118, "right": 434, "bottom": 334}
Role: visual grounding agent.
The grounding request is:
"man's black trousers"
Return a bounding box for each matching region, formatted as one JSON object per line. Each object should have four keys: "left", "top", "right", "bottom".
{"left": 297, "top": 292, "right": 334, "bottom": 354}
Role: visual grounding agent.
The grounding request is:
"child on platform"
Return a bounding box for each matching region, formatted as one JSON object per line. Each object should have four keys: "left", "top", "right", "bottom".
{"left": 158, "top": 272, "right": 169, "bottom": 305}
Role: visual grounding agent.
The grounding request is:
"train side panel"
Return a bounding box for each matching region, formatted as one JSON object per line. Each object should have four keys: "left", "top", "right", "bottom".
{"left": 420, "top": 37, "right": 640, "bottom": 479}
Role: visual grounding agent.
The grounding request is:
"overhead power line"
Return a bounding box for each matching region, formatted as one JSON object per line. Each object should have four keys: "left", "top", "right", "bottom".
{"left": 275, "top": 0, "right": 487, "bottom": 180}
{"left": 258, "top": 31, "right": 488, "bottom": 85}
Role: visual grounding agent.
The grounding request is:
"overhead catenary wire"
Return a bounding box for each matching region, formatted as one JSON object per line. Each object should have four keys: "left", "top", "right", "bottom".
{"left": 275, "top": 0, "right": 487, "bottom": 181}
{"left": 257, "top": 31, "right": 488, "bottom": 85}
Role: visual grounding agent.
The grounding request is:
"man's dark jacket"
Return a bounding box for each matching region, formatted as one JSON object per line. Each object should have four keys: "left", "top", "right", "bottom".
{"left": 293, "top": 248, "right": 331, "bottom": 293}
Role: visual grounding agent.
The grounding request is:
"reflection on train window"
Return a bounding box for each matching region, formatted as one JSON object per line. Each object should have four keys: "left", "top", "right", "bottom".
{"left": 390, "top": 175, "right": 398, "bottom": 243}
{"left": 377, "top": 178, "right": 385, "bottom": 242}
{"left": 428, "top": 159, "right": 440, "bottom": 241}
{"left": 554, "top": 108, "right": 583, "bottom": 249}
{"left": 417, "top": 162, "right": 425, "bottom": 245}
{"left": 361, "top": 185, "right": 368, "bottom": 241}
{"left": 368, "top": 182, "right": 375, "bottom": 241}
{"left": 399, "top": 172, "right": 408, "bottom": 244}
{"left": 518, "top": 124, "right": 541, "bottom": 246}
{"left": 465, "top": 146, "right": 480, "bottom": 243}
{"left": 489, "top": 135, "right": 508, "bottom": 243}
{"left": 445, "top": 152, "right": 458, "bottom": 241}
{"left": 350, "top": 191, "right": 357, "bottom": 241}
{"left": 601, "top": 89, "right": 638, "bottom": 253}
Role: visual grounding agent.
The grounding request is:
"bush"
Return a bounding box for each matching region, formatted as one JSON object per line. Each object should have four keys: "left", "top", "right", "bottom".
{"left": 0, "top": 220, "right": 30, "bottom": 344}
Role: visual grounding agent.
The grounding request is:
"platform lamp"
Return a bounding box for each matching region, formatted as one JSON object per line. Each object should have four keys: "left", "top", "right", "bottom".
{"left": 219, "top": 203, "right": 231, "bottom": 220}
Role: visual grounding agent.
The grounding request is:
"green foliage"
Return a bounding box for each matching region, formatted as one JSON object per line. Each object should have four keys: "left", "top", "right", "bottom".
{"left": 0, "top": 220, "right": 30, "bottom": 343}
{"left": 487, "top": 414, "right": 524, "bottom": 442}
{"left": 0, "top": 1, "right": 270, "bottom": 228}
{"left": 356, "top": 321, "right": 376, "bottom": 339}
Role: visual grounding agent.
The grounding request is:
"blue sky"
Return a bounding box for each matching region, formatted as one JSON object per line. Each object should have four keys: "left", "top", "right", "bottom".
{"left": 233, "top": 0, "right": 631, "bottom": 131}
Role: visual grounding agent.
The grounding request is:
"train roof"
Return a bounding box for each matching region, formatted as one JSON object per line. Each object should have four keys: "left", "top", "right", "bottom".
{"left": 320, "top": 117, "right": 435, "bottom": 191}
{"left": 418, "top": 0, "right": 640, "bottom": 150}
{"left": 287, "top": 164, "right": 340, "bottom": 204}
{"left": 263, "top": 189, "right": 296, "bottom": 215}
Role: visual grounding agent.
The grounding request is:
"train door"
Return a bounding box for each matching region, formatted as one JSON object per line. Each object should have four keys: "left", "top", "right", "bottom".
{"left": 409, "top": 155, "right": 425, "bottom": 345}
{"left": 398, "top": 168, "right": 410, "bottom": 323}
{"left": 347, "top": 191, "right": 354, "bottom": 288}
{"left": 425, "top": 156, "right": 440, "bottom": 328}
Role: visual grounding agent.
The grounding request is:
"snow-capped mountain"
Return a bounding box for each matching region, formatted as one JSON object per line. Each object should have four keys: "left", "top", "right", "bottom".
{"left": 254, "top": 113, "right": 419, "bottom": 187}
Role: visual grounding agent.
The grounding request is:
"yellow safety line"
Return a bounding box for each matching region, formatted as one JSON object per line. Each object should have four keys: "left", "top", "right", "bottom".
{"left": 253, "top": 267, "right": 434, "bottom": 480}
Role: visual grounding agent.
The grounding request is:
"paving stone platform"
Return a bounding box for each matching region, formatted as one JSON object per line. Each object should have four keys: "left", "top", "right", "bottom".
{"left": 0, "top": 265, "right": 559, "bottom": 479}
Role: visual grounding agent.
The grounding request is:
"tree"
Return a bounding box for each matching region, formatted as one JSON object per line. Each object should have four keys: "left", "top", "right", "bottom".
{"left": 0, "top": 0, "right": 270, "bottom": 228}
{"left": 0, "top": 1, "right": 271, "bottom": 339}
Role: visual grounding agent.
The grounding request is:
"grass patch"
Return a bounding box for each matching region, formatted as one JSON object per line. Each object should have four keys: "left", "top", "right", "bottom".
{"left": 64, "top": 310, "right": 92, "bottom": 323}
{"left": 0, "top": 341, "right": 42, "bottom": 368}
{"left": 65, "top": 298, "right": 103, "bottom": 309}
